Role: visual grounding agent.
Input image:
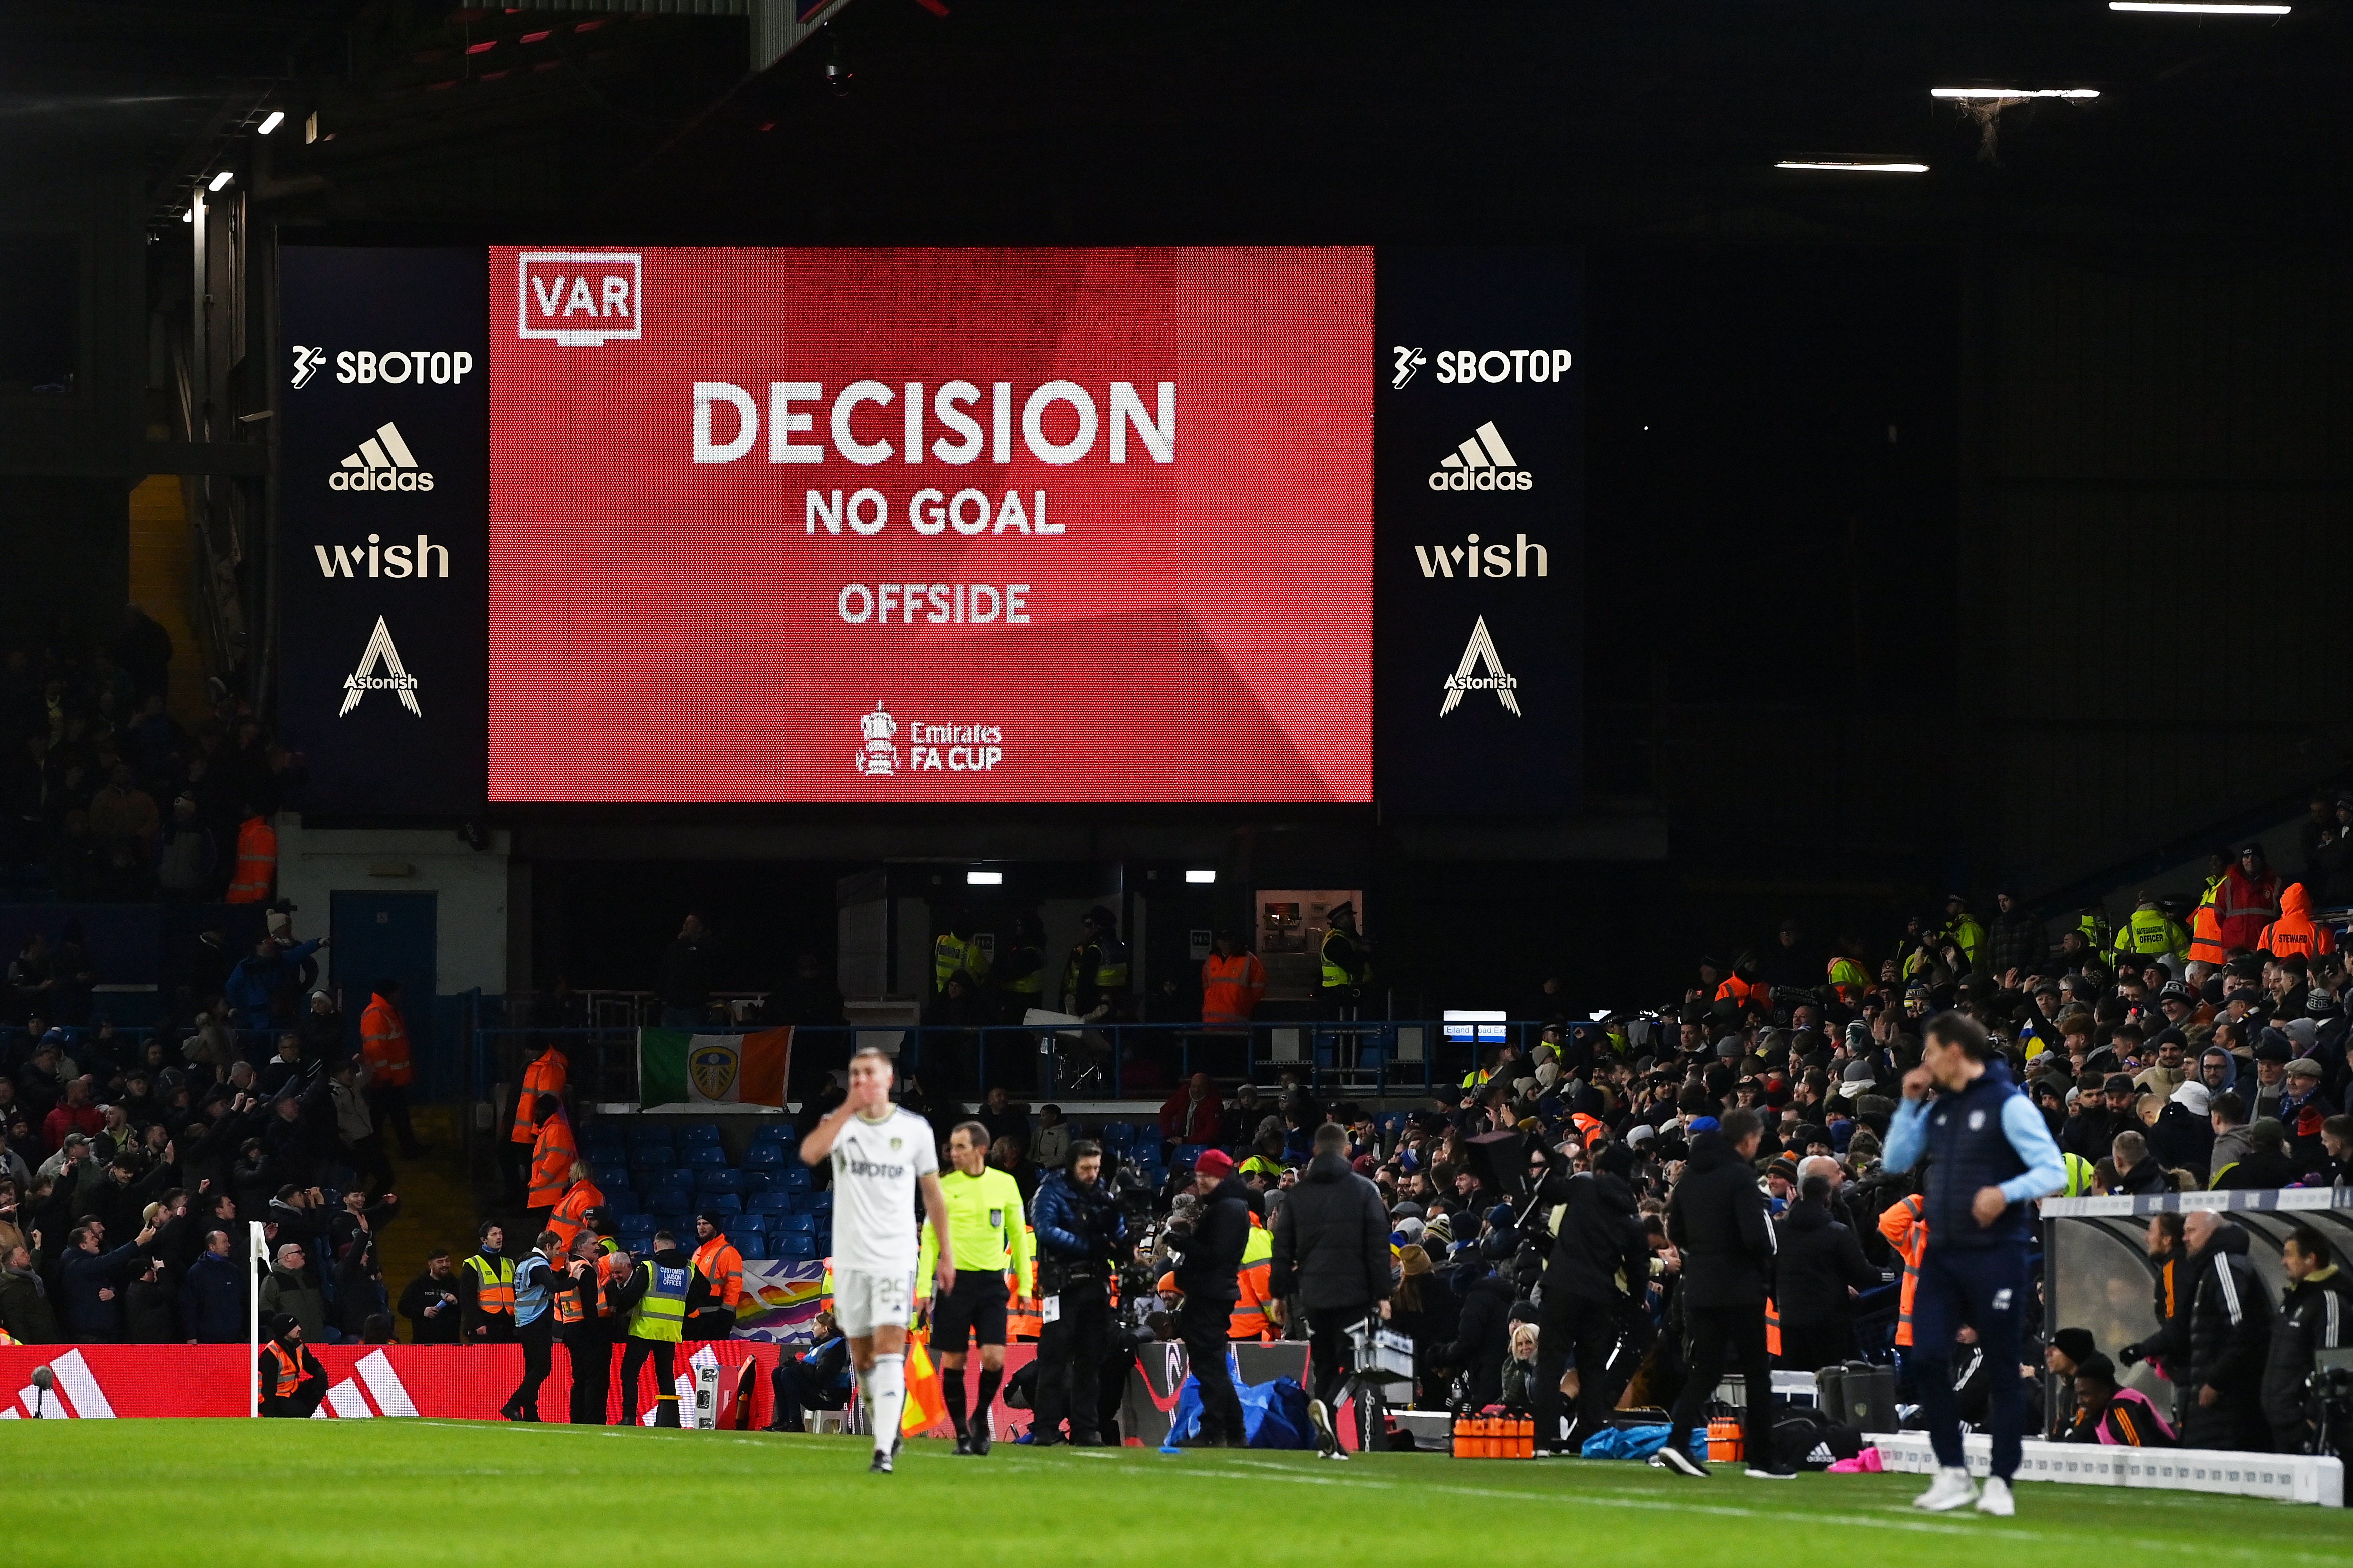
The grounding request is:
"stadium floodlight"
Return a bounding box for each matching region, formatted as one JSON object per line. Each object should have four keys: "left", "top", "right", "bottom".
{"left": 1930, "top": 87, "right": 2100, "bottom": 99}
{"left": 1775, "top": 160, "right": 1930, "bottom": 173}
{"left": 2108, "top": 1, "right": 2289, "bottom": 11}
{"left": 257, "top": 110, "right": 285, "bottom": 134}
{"left": 208, "top": 170, "right": 233, "bottom": 191}
{"left": 966, "top": 869, "right": 1003, "bottom": 885}
{"left": 1185, "top": 869, "right": 1217, "bottom": 884}
{"left": 180, "top": 207, "right": 193, "bottom": 223}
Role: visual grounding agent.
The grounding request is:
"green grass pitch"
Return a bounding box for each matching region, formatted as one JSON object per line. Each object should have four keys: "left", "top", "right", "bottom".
{"left": 4, "top": 1421, "right": 2348, "bottom": 1565}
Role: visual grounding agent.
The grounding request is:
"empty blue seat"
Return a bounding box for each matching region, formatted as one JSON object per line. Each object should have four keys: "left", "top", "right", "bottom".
{"left": 617, "top": 1215, "right": 656, "bottom": 1240}
{"left": 628, "top": 1146, "right": 674, "bottom": 1172}
{"left": 750, "top": 1121, "right": 793, "bottom": 1141}
{"left": 597, "top": 1185, "right": 638, "bottom": 1213}
{"left": 592, "top": 1163, "right": 632, "bottom": 1189}
{"left": 742, "top": 1169, "right": 781, "bottom": 1193}
{"left": 645, "top": 1184, "right": 691, "bottom": 1213}
{"left": 1174, "top": 1143, "right": 1207, "bottom": 1170}
{"left": 776, "top": 1235, "right": 816, "bottom": 1261}
{"left": 702, "top": 1191, "right": 743, "bottom": 1215}
{"left": 752, "top": 1190, "right": 799, "bottom": 1215}
{"left": 742, "top": 1143, "right": 783, "bottom": 1168}
{"left": 626, "top": 1124, "right": 674, "bottom": 1145}
{"left": 773, "top": 1212, "right": 816, "bottom": 1234}
{"left": 683, "top": 1146, "right": 726, "bottom": 1170}
{"left": 699, "top": 1167, "right": 748, "bottom": 1195}
{"left": 808, "top": 1191, "right": 833, "bottom": 1215}
{"left": 779, "top": 1165, "right": 813, "bottom": 1192}
{"left": 680, "top": 1123, "right": 722, "bottom": 1145}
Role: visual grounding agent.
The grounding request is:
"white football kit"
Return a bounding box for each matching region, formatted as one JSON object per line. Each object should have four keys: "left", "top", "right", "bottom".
{"left": 828, "top": 1105, "right": 936, "bottom": 1338}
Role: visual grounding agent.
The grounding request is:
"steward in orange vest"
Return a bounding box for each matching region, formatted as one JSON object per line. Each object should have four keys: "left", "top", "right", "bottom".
{"left": 2258, "top": 882, "right": 2335, "bottom": 962}
{"left": 686, "top": 1214, "right": 745, "bottom": 1340}
{"left": 1201, "top": 934, "right": 1266, "bottom": 1031}
{"left": 360, "top": 986, "right": 414, "bottom": 1086}
{"left": 257, "top": 1314, "right": 327, "bottom": 1416}
{"left": 511, "top": 1044, "right": 568, "bottom": 1145}
{"left": 548, "top": 1165, "right": 604, "bottom": 1253}
{"left": 227, "top": 812, "right": 276, "bottom": 903}
{"left": 526, "top": 1095, "right": 577, "bottom": 1212}
{"left": 1877, "top": 1193, "right": 1927, "bottom": 1348}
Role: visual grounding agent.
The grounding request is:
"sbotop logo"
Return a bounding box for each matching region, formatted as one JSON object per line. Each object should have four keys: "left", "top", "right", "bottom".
{"left": 291, "top": 345, "right": 328, "bottom": 389}
{"left": 854, "top": 701, "right": 1007, "bottom": 776}
{"left": 330, "top": 422, "right": 434, "bottom": 492}
{"left": 517, "top": 251, "right": 642, "bottom": 346}
{"left": 340, "top": 617, "right": 422, "bottom": 718}
{"left": 291, "top": 346, "right": 475, "bottom": 389}
{"left": 1440, "top": 616, "right": 1521, "bottom": 717}
{"left": 1430, "top": 422, "right": 1533, "bottom": 492}
{"left": 1390, "top": 348, "right": 1574, "bottom": 387}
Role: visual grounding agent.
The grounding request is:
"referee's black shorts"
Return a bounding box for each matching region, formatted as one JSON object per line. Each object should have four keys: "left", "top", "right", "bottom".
{"left": 931, "top": 1269, "right": 1008, "bottom": 1351}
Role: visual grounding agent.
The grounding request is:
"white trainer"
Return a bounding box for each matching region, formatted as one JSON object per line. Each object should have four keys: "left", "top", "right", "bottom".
{"left": 1976, "top": 1477, "right": 2015, "bottom": 1517}
{"left": 1912, "top": 1466, "right": 1979, "bottom": 1511}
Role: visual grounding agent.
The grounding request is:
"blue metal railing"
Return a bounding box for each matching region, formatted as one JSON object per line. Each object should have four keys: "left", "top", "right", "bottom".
{"left": 468, "top": 1018, "right": 1543, "bottom": 1107}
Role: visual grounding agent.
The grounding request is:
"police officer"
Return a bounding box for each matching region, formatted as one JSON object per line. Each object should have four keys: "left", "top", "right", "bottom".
{"left": 611, "top": 1228, "right": 692, "bottom": 1426}
{"left": 1067, "top": 907, "right": 1131, "bottom": 1022}
{"left": 1317, "top": 903, "right": 1368, "bottom": 1021}
{"left": 934, "top": 911, "right": 990, "bottom": 997}
{"left": 1169, "top": 1148, "right": 1253, "bottom": 1447}
{"left": 1029, "top": 1138, "right": 1126, "bottom": 1446}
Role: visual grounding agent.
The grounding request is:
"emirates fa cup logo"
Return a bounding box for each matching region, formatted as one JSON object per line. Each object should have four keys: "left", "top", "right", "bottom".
{"left": 856, "top": 702, "right": 899, "bottom": 777}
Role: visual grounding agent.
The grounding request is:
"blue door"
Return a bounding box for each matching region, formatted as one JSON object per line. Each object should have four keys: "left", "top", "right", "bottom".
{"left": 331, "top": 891, "right": 439, "bottom": 1095}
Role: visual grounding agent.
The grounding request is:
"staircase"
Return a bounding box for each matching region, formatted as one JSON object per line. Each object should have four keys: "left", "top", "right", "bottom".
{"left": 378, "top": 1105, "right": 483, "bottom": 1308}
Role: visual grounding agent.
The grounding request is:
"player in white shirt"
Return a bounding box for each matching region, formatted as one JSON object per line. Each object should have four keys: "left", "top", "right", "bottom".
{"left": 800, "top": 1044, "right": 954, "bottom": 1473}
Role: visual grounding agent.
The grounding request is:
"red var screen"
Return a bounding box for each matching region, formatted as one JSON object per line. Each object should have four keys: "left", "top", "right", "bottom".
{"left": 486, "top": 247, "right": 1374, "bottom": 802}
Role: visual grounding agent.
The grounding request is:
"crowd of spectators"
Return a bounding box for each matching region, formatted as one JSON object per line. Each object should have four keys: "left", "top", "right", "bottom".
{"left": 0, "top": 607, "right": 304, "bottom": 909}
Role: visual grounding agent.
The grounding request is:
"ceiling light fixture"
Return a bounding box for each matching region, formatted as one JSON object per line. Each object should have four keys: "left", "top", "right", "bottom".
{"left": 1930, "top": 87, "right": 2099, "bottom": 99}
{"left": 256, "top": 110, "right": 285, "bottom": 134}
{"left": 2108, "top": 1, "right": 2289, "bottom": 11}
{"left": 1775, "top": 160, "right": 1929, "bottom": 173}
{"left": 208, "top": 170, "right": 233, "bottom": 191}
{"left": 180, "top": 207, "right": 193, "bottom": 223}
{"left": 966, "top": 869, "right": 1003, "bottom": 885}
{"left": 1185, "top": 869, "right": 1217, "bottom": 884}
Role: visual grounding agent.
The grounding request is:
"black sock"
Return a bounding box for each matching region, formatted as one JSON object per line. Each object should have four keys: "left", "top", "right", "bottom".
{"left": 975, "top": 1367, "right": 1002, "bottom": 1427}
{"left": 942, "top": 1366, "right": 968, "bottom": 1437}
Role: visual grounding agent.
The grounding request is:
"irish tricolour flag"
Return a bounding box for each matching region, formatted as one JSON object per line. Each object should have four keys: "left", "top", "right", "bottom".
{"left": 638, "top": 1029, "right": 793, "bottom": 1107}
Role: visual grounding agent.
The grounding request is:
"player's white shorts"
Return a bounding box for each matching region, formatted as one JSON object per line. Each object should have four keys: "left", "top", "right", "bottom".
{"left": 834, "top": 1268, "right": 915, "bottom": 1339}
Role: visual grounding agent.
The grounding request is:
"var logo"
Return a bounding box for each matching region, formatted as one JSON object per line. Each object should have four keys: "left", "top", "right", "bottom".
{"left": 516, "top": 251, "right": 642, "bottom": 346}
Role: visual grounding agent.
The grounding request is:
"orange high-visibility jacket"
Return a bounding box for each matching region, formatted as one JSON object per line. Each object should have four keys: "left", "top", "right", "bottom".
{"left": 2259, "top": 883, "right": 2335, "bottom": 962}
{"left": 511, "top": 1049, "right": 568, "bottom": 1145}
{"left": 227, "top": 816, "right": 276, "bottom": 903}
{"left": 1201, "top": 951, "right": 1267, "bottom": 1030}
{"left": 1878, "top": 1194, "right": 1927, "bottom": 1348}
{"left": 692, "top": 1234, "right": 745, "bottom": 1314}
{"left": 360, "top": 993, "right": 413, "bottom": 1086}
{"left": 527, "top": 1114, "right": 578, "bottom": 1208}
{"left": 549, "top": 1177, "right": 605, "bottom": 1252}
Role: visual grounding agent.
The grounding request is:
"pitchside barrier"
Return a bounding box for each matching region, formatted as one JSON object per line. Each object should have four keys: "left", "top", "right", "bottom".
{"left": 0, "top": 1341, "right": 779, "bottom": 1425}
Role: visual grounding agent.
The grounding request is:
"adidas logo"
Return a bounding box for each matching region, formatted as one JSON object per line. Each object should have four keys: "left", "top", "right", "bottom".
{"left": 329, "top": 422, "right": 436, "bottom": 492}
{"left": 1428, "top": 421, "right": 1533, "bottom": 492}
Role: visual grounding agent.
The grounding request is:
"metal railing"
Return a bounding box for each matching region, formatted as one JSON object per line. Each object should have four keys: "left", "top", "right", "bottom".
{"left": 467, "top": 1018, "right": 1550, "bottom": 1109}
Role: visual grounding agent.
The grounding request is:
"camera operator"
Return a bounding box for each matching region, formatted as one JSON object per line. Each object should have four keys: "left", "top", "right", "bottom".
{"left": 1167, "top": 1148, "right": 1253, "bottom": 1447}
{"left": 1530, "top": 1140, "right": 1651, "bottom": 1453}
{"left": 1030, "top": 1138, "right": 1125, "bottom": 1446}
{"left": 2265, "top": 1225, "right": 2351, "bottom": 1453}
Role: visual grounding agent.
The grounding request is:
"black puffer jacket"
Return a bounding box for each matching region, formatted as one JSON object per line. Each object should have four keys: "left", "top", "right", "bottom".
{"left": 1269, "top": 1150, "right": 1390, "bottom": 1312}
{"left": 1171, "top": 1175, "right": 1254, "bottom": 1302}
{"left": 1665, "top": 1132, "right": 1775, "bottom": 1309}
{"left": 1536, "top": 1169, "right": 1649, "bottom": 1307}
{"left": 1440, "top": 1272, "right": 1516, "bottom": 1407}
{"left": 1770, "top": 1198, "right": 1880, "bottom": 1330}
{"left": 2187, "top": 1224, "right": 2272, "bottom": 1406}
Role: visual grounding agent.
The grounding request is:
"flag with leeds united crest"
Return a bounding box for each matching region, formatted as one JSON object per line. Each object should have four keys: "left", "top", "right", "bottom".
{"left": 638, "top": 1029, "right": 793, "bottom": 1107}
